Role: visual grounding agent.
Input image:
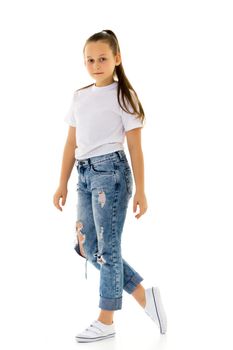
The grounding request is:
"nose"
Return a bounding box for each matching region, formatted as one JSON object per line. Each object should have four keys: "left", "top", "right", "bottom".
{"left": 94, "top": 61, "right": 101, "bottom": 70}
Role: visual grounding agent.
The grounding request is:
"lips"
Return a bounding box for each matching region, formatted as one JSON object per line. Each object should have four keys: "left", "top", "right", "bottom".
{"left": 94, "top": 72, "right": 104, "bottom": 74}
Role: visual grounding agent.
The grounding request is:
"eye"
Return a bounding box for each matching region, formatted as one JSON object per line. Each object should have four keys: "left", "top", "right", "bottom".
{"left": 87, "top": 57, "right": 106, "bottom": 63}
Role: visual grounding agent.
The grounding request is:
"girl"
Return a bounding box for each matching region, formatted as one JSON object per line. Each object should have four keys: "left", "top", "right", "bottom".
{"left": 53, "top": 29, "right": 167, "bottom": 343}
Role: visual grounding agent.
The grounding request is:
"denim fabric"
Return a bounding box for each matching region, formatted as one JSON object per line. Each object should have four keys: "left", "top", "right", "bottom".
{"left": 74, "top": 150, "right": 144, "bottom": 311}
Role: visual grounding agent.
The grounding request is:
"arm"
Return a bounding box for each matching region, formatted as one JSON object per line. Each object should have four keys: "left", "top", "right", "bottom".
{"left": 125, "top": 127, "right": 148, "bottom": 218}
{"left": 126, "top": 127, "right": 145, "bottom": 193}
{"left": 53, "top": 126, "right": 77, "bottom": 211}
{"left": 59, "top": 126, "right": 77, "bottom": 187}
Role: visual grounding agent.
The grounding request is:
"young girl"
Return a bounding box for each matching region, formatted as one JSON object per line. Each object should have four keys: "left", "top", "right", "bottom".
{"left": 53, "top": 29, "right": 167, "bottom": 343}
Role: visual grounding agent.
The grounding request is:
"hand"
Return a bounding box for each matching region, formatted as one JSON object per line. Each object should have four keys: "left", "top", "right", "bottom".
{"left": 133, "top": 191, "right": 148, "bottom": 219}
{"left": 53, "top": 185, "right": 68, "bottom": 211}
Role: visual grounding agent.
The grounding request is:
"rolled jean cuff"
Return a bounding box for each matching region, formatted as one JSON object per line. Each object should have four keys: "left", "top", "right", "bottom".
{"left": 124, "top": 273, "right": 144, "bottom": 294}
{"left": 99, "top": 296, "right": 122, "bottom": 310}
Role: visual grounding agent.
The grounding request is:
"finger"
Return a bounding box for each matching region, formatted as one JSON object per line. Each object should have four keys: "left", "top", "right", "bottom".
{"left": 135, "top": 206, "right": 141, "bottom": 218}
{"left": 61, "top": 195, "right": 66, "bottom": 206}
{"left": 133, "top": 200, "right": 138, "bottom": 213}
{"left": 53, "top": 196, "right": 62, "bottom": 211}
{"left": 133, "top": 202, "right": 136, "bottom": 213}
{"left": 56, "top": 201, "right": 62, "bottom": 211}
{"left": 55, "top": 203, "right": 62, "bottom": 211}
{"left": 135, "top": 206, "right": 147, "bottom": 219}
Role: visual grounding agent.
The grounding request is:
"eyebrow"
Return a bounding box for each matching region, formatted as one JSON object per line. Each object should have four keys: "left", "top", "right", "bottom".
{"left": 86, "top": 54, "right": 107, "bottom": 58}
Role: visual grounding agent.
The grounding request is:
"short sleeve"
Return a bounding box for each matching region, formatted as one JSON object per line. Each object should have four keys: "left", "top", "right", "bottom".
{"left": 120, "top": 92, "right": 144, "bottom": 132}
{"left": 64, "top": 92, "right": 77, "bottom": 127}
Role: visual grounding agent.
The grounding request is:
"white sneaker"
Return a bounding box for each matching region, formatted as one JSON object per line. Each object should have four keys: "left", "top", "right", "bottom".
{"left": 75, "top": 320, "right": 116, "bottom": 343}
{"left": 144, "top": 286, "right": 167, "bottom": 334}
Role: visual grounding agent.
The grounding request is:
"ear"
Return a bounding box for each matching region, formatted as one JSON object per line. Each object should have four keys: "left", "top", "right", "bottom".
{"left": 115, "top": 52, "right": 121, "bottom": 66}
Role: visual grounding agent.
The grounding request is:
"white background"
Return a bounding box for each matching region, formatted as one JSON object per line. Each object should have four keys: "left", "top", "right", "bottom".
{"left": 0, "top": 0, "right": 232, "bottom": 349}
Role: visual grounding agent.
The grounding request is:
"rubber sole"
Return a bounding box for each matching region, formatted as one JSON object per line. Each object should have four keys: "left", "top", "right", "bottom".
{"left": 75, "top": 332, "right": 116, "bottom": 343}
{"left": 152, "top": 286, "right": 167, "bottom": 334}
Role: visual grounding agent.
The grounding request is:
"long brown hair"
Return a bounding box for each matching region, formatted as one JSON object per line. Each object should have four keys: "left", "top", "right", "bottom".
{"left": 77, "top": 29, "right": 145, "bottom": 125}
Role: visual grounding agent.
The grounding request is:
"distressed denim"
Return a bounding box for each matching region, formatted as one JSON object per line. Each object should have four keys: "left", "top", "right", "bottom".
{"left": 74, "top": 150, "right": 144, "bottom": 311}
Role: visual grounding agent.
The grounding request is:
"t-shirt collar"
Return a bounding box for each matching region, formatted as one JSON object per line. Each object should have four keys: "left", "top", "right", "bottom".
{"left": 92, "top": 81, "right": 118, "bottom": 91}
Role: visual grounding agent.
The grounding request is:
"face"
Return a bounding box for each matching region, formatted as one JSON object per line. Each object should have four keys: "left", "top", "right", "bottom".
{"left": 84, "top": 41, "right": 121, "bottom": 87}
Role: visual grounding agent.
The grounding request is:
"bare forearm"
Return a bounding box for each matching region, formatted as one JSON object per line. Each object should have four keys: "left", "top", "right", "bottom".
{"left": 128, "top": 148, "right": 145, "bottom": 193}
{"left": 59, "top": 141, "right": 76, "bottom": 186}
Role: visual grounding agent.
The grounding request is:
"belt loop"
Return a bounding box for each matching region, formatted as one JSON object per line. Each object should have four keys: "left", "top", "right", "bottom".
{"left": 116, "top": 151, "right": 123, "bottom": 160}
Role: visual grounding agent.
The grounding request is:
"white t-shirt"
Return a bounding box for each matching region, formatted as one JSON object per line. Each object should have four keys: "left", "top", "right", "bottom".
{"left": 64, "top": 81, "right": 144, "bottom": 160}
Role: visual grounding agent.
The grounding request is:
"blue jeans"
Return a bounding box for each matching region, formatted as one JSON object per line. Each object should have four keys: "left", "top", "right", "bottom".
{"left": 74, "top": 150, "right": 144, "bottom": 311}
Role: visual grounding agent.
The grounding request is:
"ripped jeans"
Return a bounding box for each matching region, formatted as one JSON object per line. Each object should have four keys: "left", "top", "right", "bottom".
{"left": 74, "top": 150, "right": 144, "bottom": 311}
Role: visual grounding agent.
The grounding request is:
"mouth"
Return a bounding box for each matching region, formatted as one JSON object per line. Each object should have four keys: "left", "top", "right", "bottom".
{"left": 94, "top": 72, "right": 104, "bottom": 75}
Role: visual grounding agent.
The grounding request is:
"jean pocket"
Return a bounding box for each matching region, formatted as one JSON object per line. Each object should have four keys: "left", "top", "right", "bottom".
{"left": 124, "top": 167, "right": 133, "bottom": 196}
{"left": 91, "top": 162, "right": 115, "bottom": 175}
